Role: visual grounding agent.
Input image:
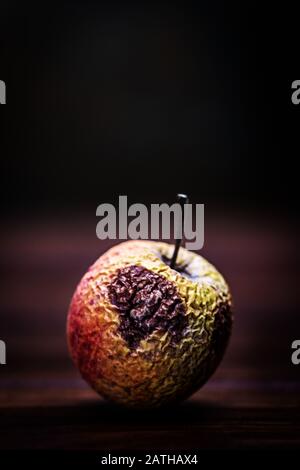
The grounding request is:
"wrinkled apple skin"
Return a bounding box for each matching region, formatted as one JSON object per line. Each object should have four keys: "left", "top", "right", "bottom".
{"left": 67, "top": 241, "right": 233, "bottom": 408}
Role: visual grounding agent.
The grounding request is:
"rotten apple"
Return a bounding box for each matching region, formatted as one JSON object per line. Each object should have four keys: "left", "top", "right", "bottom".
{"left": 67, "top": 240, "right": 232, "bottom": 408}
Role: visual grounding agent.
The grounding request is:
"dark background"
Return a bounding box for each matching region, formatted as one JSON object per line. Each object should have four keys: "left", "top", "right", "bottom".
{"left": 0, "top": 1, "right": 298, "bottom": 211}
{"left": 0, "top": 0, "right": 300, "bottom": 454}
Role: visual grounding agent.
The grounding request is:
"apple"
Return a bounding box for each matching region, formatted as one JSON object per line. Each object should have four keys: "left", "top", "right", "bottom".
{"left": 67, "top": 240, "right": 232, "bottom": 408}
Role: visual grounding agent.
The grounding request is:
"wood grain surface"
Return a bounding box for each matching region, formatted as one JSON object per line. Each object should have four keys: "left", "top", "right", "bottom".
{"left": 0, "top": 215, "right": 299, "bottom": 451}
{"left": 1, "top": 367, "right": 300, "bottom": 450}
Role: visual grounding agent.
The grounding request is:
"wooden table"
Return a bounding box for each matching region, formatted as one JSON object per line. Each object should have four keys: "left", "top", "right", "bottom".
{"left": 1, "top": 365, "right": 300, "bottom": 451}
{"left": 1, "top": 215, "right": 300, "bottom": 455}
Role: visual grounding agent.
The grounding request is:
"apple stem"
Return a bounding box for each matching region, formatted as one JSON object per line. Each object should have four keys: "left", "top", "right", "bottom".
{"left": 170, "top": 194, "right": 189, "bottom": 269}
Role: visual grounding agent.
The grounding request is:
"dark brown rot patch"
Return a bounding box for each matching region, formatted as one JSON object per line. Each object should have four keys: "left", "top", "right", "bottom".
{"left": 108, "top": 265, "right": 187, "bottom": 349}
{"left": 211, "top": 303, "right": 232, "bottom": 357}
